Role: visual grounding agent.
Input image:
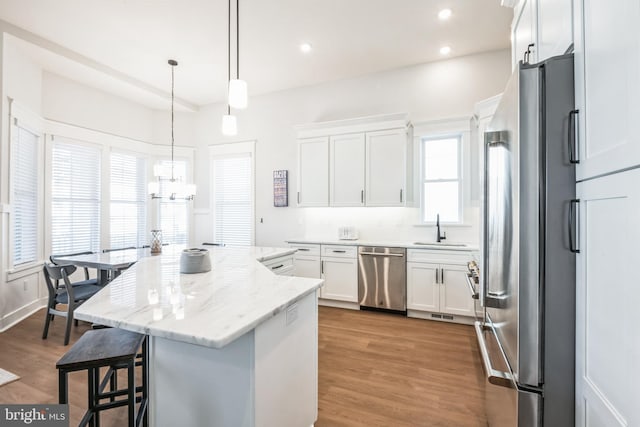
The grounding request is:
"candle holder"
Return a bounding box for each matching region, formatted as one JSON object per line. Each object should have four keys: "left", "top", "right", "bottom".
{"left": 150, "top": 229, "right": 163, "bottom": 254}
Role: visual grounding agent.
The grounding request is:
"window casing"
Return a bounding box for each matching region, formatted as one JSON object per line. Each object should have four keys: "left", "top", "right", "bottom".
{"left": 110, "top": 151, "right": 147, "bottom": 249}
{"left": 51, "top": 139, "right": 102, "bottom": 254}
{"left": 420, "top": 135, "right": 463, "bottom": 224}
{"left": 11, "top": 125, "right": 40, "bottom": 266}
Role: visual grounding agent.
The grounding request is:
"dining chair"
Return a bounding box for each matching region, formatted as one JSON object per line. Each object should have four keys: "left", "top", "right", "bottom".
{"left": 42, "top": 263, "right": 103, "bottom": 345}
{"left": 50, "top": 251, "right": 98, "bottom": 286}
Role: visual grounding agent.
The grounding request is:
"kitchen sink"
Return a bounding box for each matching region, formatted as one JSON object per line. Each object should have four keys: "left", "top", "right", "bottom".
{"left": 413, "top": 242, "right": 468, "bottom": 247}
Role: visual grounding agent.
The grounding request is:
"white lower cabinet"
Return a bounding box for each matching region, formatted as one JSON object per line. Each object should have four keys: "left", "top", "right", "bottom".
{"left": 407, "top": 250, "right": 475, "bottom": 321}
{"left": 575, "top": 168, "right": 640, "bottom": 427}
{"left": 320, "top": 245, "right": 358, "bottom": 303}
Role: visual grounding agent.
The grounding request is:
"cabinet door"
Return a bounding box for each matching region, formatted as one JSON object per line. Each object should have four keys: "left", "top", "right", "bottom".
{"left": 512, "top": 0, "right": 537, "bottom": 68}
{"left": 293, "top": 256, "right": 321, "bottom": 279}
{"left": 537, "top": 0, "right": 572, "bottom": 60}
{"left": 321, "top": 258, "right": 358, "bottom": 302}
{"left": 365, "top": 128, "right": 406, "bottom": 207}
{"left": 330, "top": 133, "right": 365, "bottom": 206}
{"left": 575, "top": 169, "right": 640, "bottom": 427}
{"left": 439, "top": 264, "right": 475, "bottom": 317}
{"left": 406, "top": 262, "right": 440, "bottom": 312}
{"left": 574, "top": 0, "right": 640, "bottom": 179}
{"left": 297, "top": 137, "right": 329, "bottom": 206}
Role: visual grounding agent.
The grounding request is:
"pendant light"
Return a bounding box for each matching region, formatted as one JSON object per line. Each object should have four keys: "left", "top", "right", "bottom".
{"left": 221, "top": 0, "right": 238, "bottom": 135}
{"left": 228, "top": 0, "right": 247, "bottom": 109}
{"left": 149, "top": 59, "right": 196, "bottom": 200}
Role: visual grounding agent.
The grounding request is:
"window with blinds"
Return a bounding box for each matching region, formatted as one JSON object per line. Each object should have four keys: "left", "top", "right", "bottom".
{"left": 51, "top": 140, "right": 101, "bottom": 254}
{"left": 158, "top": 160, "right": 189, "bottom": 245}
{"left": 11, "top": 126, "right": 39, "bottom": 266}
{"left": 212, "top": 153, "right": 253, "bottom": 246}
{"left": 110, "top": 152, "right": 147, "bottom": 249}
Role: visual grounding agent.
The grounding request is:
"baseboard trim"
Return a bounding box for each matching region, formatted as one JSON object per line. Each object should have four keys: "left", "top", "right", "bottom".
{"left": 318, "top": 299, "right": 360, "bottom": 311}
{"left": 0, "top": 298, "right": 47, "bottom": 332}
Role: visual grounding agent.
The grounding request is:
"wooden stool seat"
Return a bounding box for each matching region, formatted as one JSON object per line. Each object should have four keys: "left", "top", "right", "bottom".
{"left": 57, "top": 328, "right": 148, "bottom": 427}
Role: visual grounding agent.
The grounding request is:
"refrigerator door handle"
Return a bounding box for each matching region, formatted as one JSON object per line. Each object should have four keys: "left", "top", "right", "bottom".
{"left": 485, "top": 292, "right": 509, "bottom": 309}
{"left": 569, "top": 199, "right": 580, "bottom": 253}
{"left": 474, "top": 321, "right": 514, "bottom": 389}
{"left": 568, "top": 109, "right": 580, "bottom": 164}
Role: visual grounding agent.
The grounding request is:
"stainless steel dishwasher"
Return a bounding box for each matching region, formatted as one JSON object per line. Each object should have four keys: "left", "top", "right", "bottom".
{"left": 358, "top": 246, "right": 406, "bottom": 312}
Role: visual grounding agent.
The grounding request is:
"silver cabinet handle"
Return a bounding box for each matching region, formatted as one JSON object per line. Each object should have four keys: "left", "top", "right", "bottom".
{"left": 359, "top": 252, "right": 404, "bottom": 257}
{"left": 569, "top": 199, "right": 580, "bottom": 253}
{"left": 297, "top": 248, "right": 310, "bottom": 252}
{"left": 440, "top": 268, "right": 444, "bottom": 284}
{"left": 568, "top": 110, "right": 580, "bottom": 164}
{"left": 332, "top": 250, "right": 346, "bottom": 253}
{"left": 435, "top": 269, "right": 439, "bottom": 284}
{"left": 361, "top": 189, "right": 364, "bottom": 204}
{"left": 400, "top": 189, "right": 403, "bottom": 203}
{"left": 474, "top": 322, "right": 514, "bottom": 388}
{"left": 271, "top": 264, "right": 284, "bottom": 270}
{"left": 321, "top": 260, "right": 324, "bottom": 275}
{"left": 466, "top": 273, "right": 479, "bottom": 299}
{"left": 297, "top": 191, "right": 300, "bottom": 204}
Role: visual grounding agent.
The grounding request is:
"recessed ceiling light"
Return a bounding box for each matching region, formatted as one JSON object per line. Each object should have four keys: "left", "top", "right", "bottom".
{"left": 438, "top": 8, "right": 452, "bottom": 20}
{"left": 440, "top": 46, "right": 451, "bottom": 55}
{"left": 300, "top": 43, "right": 312, "bottom": 53}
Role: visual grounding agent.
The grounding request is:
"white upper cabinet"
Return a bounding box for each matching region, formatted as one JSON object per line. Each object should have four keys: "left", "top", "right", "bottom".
{"left": 365, "top": 128, "right": 407, "bottom": 207}
{"left": 537, "top": 0, "right": 573, "bottom": 60}
{"left": 512, "top": 0, "right": 537, "bottom": 68}
{"left": 297, "top": 137, "right": 329, "bottom": 206}
{"left": 296, "top": 114, "right": 411, "bottom": 208}
{"left": 329, "top": 133, "right": 365, "bottom": 206}
{"left": 574, "top": 0, "right": 640, "bottom": 180}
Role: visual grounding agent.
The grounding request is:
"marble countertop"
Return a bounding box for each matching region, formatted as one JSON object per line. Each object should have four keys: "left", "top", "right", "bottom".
{"left": 286, "top": 238, "right": 479, "bottom": 251}
{"left": 74, "top": 246, "right": 323, "bottom": 349}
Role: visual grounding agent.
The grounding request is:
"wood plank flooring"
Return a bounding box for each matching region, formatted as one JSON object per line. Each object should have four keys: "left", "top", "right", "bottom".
{"left": 0, "top": 307, "right": 486, "bottom": 426}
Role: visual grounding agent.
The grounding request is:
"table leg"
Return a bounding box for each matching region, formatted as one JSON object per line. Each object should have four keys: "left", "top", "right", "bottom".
{"left": 98, "top": 270, "right": 110, "bottom": 286}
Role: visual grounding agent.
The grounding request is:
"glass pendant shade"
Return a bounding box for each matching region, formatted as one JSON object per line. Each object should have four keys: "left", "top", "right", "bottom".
{"left": 228, "top": 79, "right": 248, "bottom": 109}
{"left": 222, "top": 114, "right": 238, "bottom": 136}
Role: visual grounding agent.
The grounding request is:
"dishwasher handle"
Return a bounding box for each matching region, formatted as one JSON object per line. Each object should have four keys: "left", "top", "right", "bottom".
{"left": 359, "top": 252, "right": 404, "bottom": 257}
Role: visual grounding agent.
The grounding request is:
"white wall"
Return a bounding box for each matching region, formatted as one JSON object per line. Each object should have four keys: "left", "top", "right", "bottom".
{"left": 193, "top": 49, "right": 511, "bottom": 247}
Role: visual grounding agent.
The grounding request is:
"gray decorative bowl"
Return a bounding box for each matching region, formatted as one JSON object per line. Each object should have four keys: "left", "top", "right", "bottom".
{"left": 180, "top": 248, "right": 212, "bottom": 274}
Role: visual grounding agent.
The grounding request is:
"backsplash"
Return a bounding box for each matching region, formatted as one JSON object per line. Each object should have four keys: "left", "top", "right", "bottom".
{"left": 300, "top": 207, "right": 480, "bottom": 244}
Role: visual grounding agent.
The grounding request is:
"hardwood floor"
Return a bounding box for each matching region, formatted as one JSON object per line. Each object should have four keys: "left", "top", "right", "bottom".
{"left": 0, "top": 307, "right": 486, "bottom": 426}
{"left": 317, "top": 307, "right": 487, "bottom": 427}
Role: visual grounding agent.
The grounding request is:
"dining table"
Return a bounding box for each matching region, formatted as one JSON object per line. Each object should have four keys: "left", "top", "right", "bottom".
{"left": 54, "top": 248, "right": 146, "bottom": 286}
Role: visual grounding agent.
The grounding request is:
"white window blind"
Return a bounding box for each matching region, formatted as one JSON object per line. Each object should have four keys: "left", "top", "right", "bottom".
{"left": 51, "top": 140, "right": 101, "bottom": 254}
{"left": 110, "top": 152, "right": 147, "bottom": 249}
{"left": 11, "top": 125, "right": 39, "bottom": 266}
{"left": 213, "top": 154, "right": 253, "bottom": 246}
{"left": 421, "top": 136, "right": 462, "bottom": 223}
{"left": 158, "top": 160, "right": 189, "bottom": 245}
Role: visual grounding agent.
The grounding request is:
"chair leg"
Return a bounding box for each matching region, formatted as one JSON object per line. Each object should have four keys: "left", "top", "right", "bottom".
{"left": 42, "top": 299, "right": 54, "bottom": 339}
{"left": 64, "top": 307, "right": 74, "bottom": 346}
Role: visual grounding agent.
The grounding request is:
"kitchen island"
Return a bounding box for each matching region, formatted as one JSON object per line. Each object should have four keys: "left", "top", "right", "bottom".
{"left": 74, "top": 246, "right": 324, "bottom": 427}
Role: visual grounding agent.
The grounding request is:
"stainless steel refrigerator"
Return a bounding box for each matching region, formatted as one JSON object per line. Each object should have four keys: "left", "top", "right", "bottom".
{"left": 476, "top": 54, "right": 576, "bottom": 426}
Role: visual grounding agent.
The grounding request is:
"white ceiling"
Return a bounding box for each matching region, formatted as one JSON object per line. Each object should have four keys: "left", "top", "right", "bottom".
{"left": 0, "top": 0, "right": 513, "bottom": 110}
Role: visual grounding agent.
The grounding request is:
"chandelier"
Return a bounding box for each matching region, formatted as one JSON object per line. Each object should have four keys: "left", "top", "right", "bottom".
{"left": 148, "top": 59, "right": 196, "bottom": 201}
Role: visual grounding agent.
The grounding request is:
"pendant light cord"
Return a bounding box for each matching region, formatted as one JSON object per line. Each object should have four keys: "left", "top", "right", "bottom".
{"left": 236, "top": 0, "right": 239, "bottom": 80}
{"left": 171, "top": 62, "right": 175, "bottom": 181}
{"left": 228, "top": 0, "right": 231, "bottom": 115}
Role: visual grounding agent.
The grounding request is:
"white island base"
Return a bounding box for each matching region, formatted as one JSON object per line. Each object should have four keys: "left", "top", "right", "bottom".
{"left": 149, "top": 291, "right": 318, "bottom": 427}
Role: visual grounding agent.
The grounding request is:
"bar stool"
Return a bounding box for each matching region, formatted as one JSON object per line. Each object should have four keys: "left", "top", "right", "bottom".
{"left": 56, "top": 328, "right": 149, "bottom": 427}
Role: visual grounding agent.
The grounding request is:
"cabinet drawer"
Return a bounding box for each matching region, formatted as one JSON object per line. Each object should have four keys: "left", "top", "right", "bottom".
{"left": 262, "top": 255, "right": 294, "bottom": 272}
{"left": 321, "top": 245, "right": 357, "bottom": 259}
{"left": 289, "top": 243, "right": 320, "bottom": 256}
{"left": 407, "top": 249, "right": 472, "bottom": 265}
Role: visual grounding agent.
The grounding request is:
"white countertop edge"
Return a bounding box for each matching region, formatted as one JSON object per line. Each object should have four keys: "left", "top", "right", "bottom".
{"left": 286, "top": 238, "right": 479, "bottom": 251}
{"left": 75, "top": 284, "right": 322, "bottom": 349}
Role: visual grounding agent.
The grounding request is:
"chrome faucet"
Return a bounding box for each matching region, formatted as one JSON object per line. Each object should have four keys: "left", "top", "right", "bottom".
{"left": 436, "top": 213, "right": 446, "bottom": 243}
